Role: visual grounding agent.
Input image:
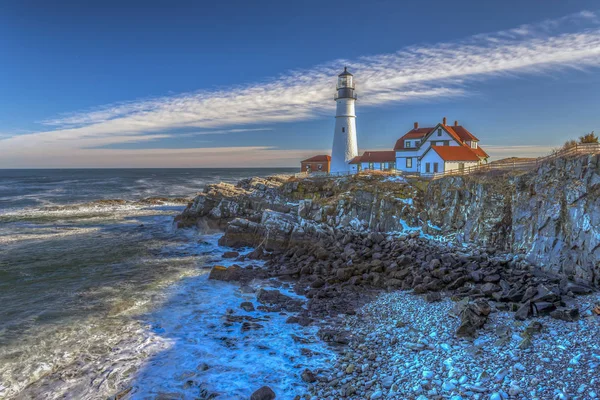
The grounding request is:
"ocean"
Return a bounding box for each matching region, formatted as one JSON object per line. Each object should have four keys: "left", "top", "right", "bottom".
{"left": 0, "top": 169, "right": 333, "bottom": 399}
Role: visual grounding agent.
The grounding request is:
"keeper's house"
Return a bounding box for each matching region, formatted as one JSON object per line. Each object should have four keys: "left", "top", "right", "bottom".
{"left": 393, "top": 117, "right": 488, "bottom": 174}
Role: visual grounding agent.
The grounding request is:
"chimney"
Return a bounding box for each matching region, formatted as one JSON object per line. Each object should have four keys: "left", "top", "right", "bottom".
{"left": 454, "top": 120, "right": 458, "bottom": 127}
{"left": 414, "top": 122, "right": 419, "bottom": 129}
{"left": 442, "top": 117, "right": 447, "bottom": 125}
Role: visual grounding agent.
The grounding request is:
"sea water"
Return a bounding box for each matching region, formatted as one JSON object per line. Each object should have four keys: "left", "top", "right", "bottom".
{"left": 0, "top": 169, "right": 333, "bottom": 399}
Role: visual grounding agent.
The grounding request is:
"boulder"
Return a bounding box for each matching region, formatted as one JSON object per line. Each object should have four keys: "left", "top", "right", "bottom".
{"left": 515, "top": 301, "right": 531, "bottom": 320}
{"left": 425, "top": 292, "right": 442, "bottom": 303}
{"left": 256, "top": 289, "right": 304, "bottom": 312}
{"left": 209, "top": 265, "right": 244, "bottom": 282}
{"left": 455, "top": 299, "right": 491, "bottom": 338}
{"left": 250, "top": 386, "right": 276, "bottom": 400}
{"left": 550, "top": 307, "right": 579, "bottom": 322}
{"left": 240, "top": 302, "right": 255, "bottom": 312}
{"left": 301, "top": 368, "right": 316, "bottom": 383}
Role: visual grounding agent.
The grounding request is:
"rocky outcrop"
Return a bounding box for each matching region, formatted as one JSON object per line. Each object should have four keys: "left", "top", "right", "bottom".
{"left": 178, "top": 154, "right": 600, "bottom": 286}
{"left": 174, "top": 176, "right": 291, "bottom": 229}
{"left": 425, "top": 154, "right": 600, "bottom": 285}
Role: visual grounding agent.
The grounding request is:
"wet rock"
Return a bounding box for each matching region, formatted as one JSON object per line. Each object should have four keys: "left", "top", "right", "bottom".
{"left": 241, "top": 321, "right": 264, "bottom": 332}
{"left": 223, "top": 251, "right": 240, "bottom": 259}
{"left": 256, "top": 289, "right": 304, "bottom": 312}
{"left": 240, "top": 302, "right": 255, "bottom": 312}
{"left": 301, "top": 368, "right": 316, "bottom": 383}
{"left": 208, "top": 265, "right": 245, "bottom": 282}
{"left": 250, "top": 386, "right": 276, "bottom": 400}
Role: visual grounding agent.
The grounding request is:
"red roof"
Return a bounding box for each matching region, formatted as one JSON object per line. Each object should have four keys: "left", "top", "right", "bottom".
{"left": 450, "top": 125, "right": 479, "bottom": 142}
{"left": 356, "top": 151, "right": 396, "bottom": 163}
{"left": 394, "top": 123, "right": 480, "bottom": 150}
{"left": 394, "top": 128, "right": 432, "bottom": 150}
{"left": 429, "top": 146, "right": 481, "bottom": 161}
{"left": 471, "top": 146, "right": 489, "bottom": 158}
{"left": 348, "top": 156, "right": 362, "bottom": 164}
{"left": 301, "top": 155, "right": 331, "bottom": 163}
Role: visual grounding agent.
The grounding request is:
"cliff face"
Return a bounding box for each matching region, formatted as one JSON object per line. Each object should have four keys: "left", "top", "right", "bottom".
{"left": 424, "top": 154, "right": 600, "bottom": 285}
{"left": 177, "top": 154, "right": 600, "bottom": 285}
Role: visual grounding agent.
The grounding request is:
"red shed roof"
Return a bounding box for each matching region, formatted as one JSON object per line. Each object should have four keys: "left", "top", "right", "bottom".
{"left": 357, "top": 151, "right": 396, "bottom": 163}
{"left": 301, "top": 155, "right": 331, "bottom": 163}
{"left": 429, "top": 146, "right": 481, "bottom": 161}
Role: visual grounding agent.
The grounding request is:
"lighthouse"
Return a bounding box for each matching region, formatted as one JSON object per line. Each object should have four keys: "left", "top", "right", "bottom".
{"left": 330, "top": 67, "right": 358, "bottom": 173}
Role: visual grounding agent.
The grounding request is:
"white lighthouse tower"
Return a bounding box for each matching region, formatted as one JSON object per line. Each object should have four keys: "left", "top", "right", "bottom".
{"left": 330, "top": 67, "right": 358, "bottom": 173}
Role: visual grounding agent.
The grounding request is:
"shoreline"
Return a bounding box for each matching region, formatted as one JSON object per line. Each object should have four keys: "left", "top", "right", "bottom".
{"left": 177, "top": 168, "right": 600, "bottom": 399}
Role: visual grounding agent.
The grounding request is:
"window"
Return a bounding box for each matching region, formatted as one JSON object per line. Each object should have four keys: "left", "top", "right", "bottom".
{"left": 405, "top": 140, "right": 411, "bottom": 148}
{"left": 433, "top": 162, "right": 439, "bottom": 173}
{"left": 425, "top": 163, "right": 431, "bottom": 173}
{"left": 406, "top": 158, "right": 412, "bottom": 168}
{"left": 342, "top": 127, "right": 345, "bottom": 133}
{"left": 390, "top": 162, "right": 396, "bottom": 170}
{"left": 318, "top": 164, "right": 323, "bottom": 170}
{"left": 459, "top": 163, "right": 465, "bottom": 172}
{"left": 369, "top": 162, "right": 374, "bottom": 170}
{"left": 415, "top": 140, "right": 420, "bottom": 147}
{"left": 444, "top": 140, "right": 449, "bottom": 146}
{"left": 437, "top": 128, "right": 442, "bottom": 136}
{"left": 471, "top": 142, "right": 478, "bottom": 149}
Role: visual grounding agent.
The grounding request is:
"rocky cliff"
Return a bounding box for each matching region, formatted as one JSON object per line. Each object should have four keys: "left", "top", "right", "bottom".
{"left": 425, "top": 154, "right": 600, "bottom": 286}
{"left": 176, "top": 154, "right": 600, "bottom": 286}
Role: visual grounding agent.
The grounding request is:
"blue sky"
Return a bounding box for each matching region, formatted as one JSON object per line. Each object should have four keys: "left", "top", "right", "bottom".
{"left": 1, "top": 0, "right": 600, "bottom": 167}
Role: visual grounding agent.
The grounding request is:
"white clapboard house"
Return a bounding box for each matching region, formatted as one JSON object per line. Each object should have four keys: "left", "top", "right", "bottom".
{"left": 393, "top": 118, "right": 489, "bottom": 174}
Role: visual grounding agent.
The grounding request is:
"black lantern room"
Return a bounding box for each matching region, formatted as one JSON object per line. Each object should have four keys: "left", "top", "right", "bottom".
{"left": 335, "top": 67, "right": 357, "bottom": 100}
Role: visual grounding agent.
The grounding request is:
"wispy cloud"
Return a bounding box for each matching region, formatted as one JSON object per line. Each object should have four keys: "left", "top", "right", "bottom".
{"left": 1, "top": 10, "right": 600, "bottom": 167}
{"left": 178, "top": 128, "right": 274, "bottom": 137}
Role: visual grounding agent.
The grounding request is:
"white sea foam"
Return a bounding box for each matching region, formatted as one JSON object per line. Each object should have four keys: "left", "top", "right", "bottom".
{"left": 0, "top": 234, "right": 333, "bottom": 399}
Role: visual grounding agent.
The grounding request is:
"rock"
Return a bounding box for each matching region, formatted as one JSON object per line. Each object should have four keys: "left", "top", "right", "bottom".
{"left": 208, "top": 265, "right": 246, "bottom": 282}
{"left": 250, "top": 386, "right": 276, "bottom": 400}
{"left": 346, "top": 364, "right": 355, "bottom": 374}
{"left": 455, "top": 299, "right": 491, "bottom": 338}
{"left": 515, "top": 301, "right": 531, "bottom": 320}
{"left": 370, "top": 390, "right": 383, "bottom": 399}
{"left": 240, "top": 302, "right": 255, "bottom": 312}
{"left": 301, "top": 368, "right": 316, "bottom": 383}
{"left": 481, "top": 282, "right": 501, "bottom": 296}
{"left": 425, "top": 292, "right": 442, "bottom": 303}
{"left": 223, "top": 251, "right": 240, "bottom": 258}
{"left": 311, "top": 279, "right": 325, "bottom": 289}
{"left": 241, "top": 321, "right": 264, "bottom": 332}
{"left": 256, "top": 289, "right": 303, "bottom": 312}
{"left": 550, "top": 307, "right": 579, "bottom": 322}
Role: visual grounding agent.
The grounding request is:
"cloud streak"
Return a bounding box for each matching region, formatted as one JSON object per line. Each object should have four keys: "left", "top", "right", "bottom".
{"left": 2, "top": 10, "right": 600, "bottom": 166}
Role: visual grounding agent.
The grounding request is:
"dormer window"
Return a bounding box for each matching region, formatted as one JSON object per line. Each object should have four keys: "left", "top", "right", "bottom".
{"left": 471, "top": 142, "right": 478, "bottom": 149}
{"left": 405, "top": 140, "right": 411, "bottom": 148}
{"left": 415, "top": 140, "right": 420, "bottom": 147}
{"left": 437, "top": 128, "right": 442, "bottom": 136}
